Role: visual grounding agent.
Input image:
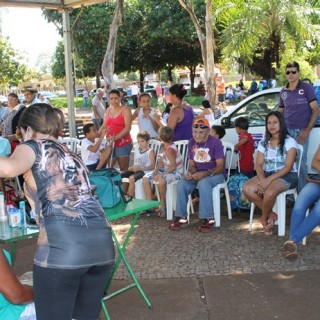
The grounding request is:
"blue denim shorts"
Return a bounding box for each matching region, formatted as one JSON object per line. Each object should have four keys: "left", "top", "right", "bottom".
{"left": 265, "top": 171, "right": 298, "bottom": 190}
{"left": 113, "top": 142, "right": 133, "bottom": 158}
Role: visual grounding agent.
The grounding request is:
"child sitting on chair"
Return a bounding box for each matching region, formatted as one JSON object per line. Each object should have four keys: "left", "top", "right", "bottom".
{"left": 234, "top": 117, "right": 254, "bottom": 178}
{"left": 142, "top": 127, "right": 183, "bottom": 218}
{"left": 121, "top": 131, "right": 156, "bottom": 197}
{"left": 81, "top": 123, "right": 113, "bottom": 171}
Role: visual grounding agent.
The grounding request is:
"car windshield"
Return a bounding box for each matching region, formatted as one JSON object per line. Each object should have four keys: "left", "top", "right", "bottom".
{"left": 229, "top": 93, "right": 279, "bottom": 128}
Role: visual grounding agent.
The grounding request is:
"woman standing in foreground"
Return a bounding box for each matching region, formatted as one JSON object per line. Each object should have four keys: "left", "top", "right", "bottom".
{"left": 243, "top": 111, "right": 298, "bottom": 235}
{"left": 0, "top": 104, "right": 115, "bottom": 320}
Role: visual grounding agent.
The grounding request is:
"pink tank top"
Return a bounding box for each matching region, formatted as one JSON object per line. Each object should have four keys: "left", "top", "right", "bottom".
{"left": 105, "top": 108, "right": 132, "bottom": 148}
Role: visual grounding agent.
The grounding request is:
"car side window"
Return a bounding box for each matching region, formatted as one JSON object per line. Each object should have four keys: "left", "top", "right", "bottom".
{"left": 229, "top": 93, "right": 280, "bottom": 128}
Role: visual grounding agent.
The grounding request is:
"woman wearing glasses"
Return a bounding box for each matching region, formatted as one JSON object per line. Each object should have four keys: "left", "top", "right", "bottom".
{"left": 169, "top": 118, "right": 225, "bottom": 233}
{"left": 1, "top": 93, "right": 26, "bottom": 143}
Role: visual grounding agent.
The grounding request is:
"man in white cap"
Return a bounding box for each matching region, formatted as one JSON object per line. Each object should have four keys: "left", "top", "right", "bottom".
{"left": 22, "top": 87, "right": 41, "bottom": 107}
{"left": 91, "top": 88, "right": 106, "bottom": 129}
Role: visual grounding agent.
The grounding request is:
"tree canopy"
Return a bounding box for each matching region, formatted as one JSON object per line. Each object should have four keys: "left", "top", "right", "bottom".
{"left": 0, "top": 36, "right": 29, "bottom": 87}
{"left": 216, "top": 0, "right": 320, "bottom": 78}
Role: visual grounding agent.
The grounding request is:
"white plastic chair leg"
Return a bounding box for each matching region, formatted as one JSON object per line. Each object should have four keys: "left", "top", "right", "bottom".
{"left": 134, "top": 180, "right": 145, "bottom": 200}
{"left": 212, "top": 187, "right": 221, "bottom": 227}
{"left": 249, "top": 202, "right": 255, "bottom": 231}
{"left": 224, "top": 187, "right": 232, "bottom": 220}
{"left": 276, "top": 193, "right": 286, "bottom": 236}
{"left": 166, "top": 183, "right": 174, "bottom": 220}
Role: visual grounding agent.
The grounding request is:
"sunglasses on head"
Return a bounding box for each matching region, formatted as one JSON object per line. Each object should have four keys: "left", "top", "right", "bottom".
{"left": 193, "top": 124, "right": 209, "bottom": 129}
{"left": 286, "top": 70, "right": 297, "bottom": 75}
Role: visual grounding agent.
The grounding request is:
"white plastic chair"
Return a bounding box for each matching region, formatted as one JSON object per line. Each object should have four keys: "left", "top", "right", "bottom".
{"left": 154, "top": 140, "right": 189, "bottom": 220}
{"left": 123, "top": 139, "right": 162, "bottom": 199}
{"left": 249, "top": 144, "right": 303, "bottom": 236}
{"left": 186, "top": 141, "right": 234, "bottom": 226}
{"left": 61, "top": 137, "right": 81, "bottom": 155}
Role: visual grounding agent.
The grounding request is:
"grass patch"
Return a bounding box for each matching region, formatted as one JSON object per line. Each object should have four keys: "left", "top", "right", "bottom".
{"left": 185, "top": 96, "right": 204, "bottom": 105}
{"left": 51, "top": 95, "right": 204, "bottom": 112}
{"left": 50, "top": 97, "right": 92, "bottom": 109}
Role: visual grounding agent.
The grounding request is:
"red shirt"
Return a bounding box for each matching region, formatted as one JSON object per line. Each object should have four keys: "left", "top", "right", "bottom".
{"left": 238, "top": 132, "right": 254, "bottom": 172}
{"left": 105, "top": 108, "right": 132, "bottom": 148}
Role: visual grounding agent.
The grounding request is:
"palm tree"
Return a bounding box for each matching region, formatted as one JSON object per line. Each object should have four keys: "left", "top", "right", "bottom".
{"left": 216, "top": 0, "right": 320, "bottom": 78}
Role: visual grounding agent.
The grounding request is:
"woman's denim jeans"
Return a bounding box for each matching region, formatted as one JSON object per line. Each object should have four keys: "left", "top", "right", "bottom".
{"left": 175, "top": 174, "right": 225, "bottom": 219}
{"left": 287, "top": 128, "right": 309, "bottom": 192}
{"left": 290, "top": 182, "right": 320, "bottom": 244}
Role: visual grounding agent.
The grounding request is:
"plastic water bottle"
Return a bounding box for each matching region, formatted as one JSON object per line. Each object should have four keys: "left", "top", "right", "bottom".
{"left": 19, "top": 201, "right": 27, "bottom": 228}
{"left": 0, "top": 192, "right": 7, "bottom": 222}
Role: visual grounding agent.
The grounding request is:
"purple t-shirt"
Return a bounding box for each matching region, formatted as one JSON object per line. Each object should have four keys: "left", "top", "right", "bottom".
{"left": 187, "top": 135, "right": 225, "bottom": 172}
{"left": 278, "top": 81, "right": 317, "bottom": 129}
{"left": 172, "top": 106, "right": 194, "bottom": 141}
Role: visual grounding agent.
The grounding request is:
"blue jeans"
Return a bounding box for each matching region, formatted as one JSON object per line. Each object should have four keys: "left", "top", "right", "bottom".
{"left": 34, "top": 263, "right": 114, "bottom": 320}
{"left": 175, "top": 174, "right": 225, "bottom": 219}
{"left": 287, "top": 128, "right": 309, "bottom": 192}
{"left": 92, "top": 118, "right": 102, "bottom": 130}
{"left": 289, "top": 182, "right": 320, "bottom": 244}
{"left": 83, "top": 96, "right": 89, "bottom": 108}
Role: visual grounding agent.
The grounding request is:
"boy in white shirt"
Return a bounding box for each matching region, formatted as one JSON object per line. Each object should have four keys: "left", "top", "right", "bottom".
{"left": 81, "top": 123, "right": 113, "bottom": 171}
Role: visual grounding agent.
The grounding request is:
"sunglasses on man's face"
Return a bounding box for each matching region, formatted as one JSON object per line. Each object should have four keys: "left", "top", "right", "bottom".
{"left": 193, "top": 124, "right": 209, "bottom": 129}
{"left": 286, "top": 70, "right": 297, "bottom": 75}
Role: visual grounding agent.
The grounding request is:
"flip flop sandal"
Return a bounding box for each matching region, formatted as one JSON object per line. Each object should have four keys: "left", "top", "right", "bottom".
{"left": 169, "top": 217, "right": 188, "bottom": 230}
{"left": 283, "top": 240, "right": 298, "bottom": 260}
{"left": 263, "top": 225, "right": 273, "bottom": 236}
{"left": 199, "top": 219, "right": 215, "bottom": 233}
{"left": 157, "top": 208, "right": 166, "bottom": 218}
{"left": 267, "top": 212, "right": 278, "bottom": 229}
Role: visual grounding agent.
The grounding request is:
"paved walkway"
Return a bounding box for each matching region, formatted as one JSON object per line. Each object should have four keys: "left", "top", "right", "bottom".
{"left": 3, "top": 109, "right": 320, "bottom": 319}
{"left": 5, "top": 204, "right": 320, "bottom": 319}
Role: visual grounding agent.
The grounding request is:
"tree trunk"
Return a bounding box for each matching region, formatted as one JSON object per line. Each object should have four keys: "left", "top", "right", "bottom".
{"left": 205, "top": 0, "right": 216, "bottom": 109}
{"left": 101, "top": 0, "right": 124, "bottom": 92}
{"left": 179, "top": 0, "right": 216, "bottom": 109}
{"left": 167, "top": 66, "right": 173, "bottom": 82}
{"left": 95, "top": 65, "right": 101, "bottom": 88}
{"left": 188, "top": 65, "right": 196, "bottom": 90}
{"left": 139, "top": 69, "right": 145, "bottom": 92}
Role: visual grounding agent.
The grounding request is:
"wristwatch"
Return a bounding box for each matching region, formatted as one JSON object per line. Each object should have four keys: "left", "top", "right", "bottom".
{"left": 208, "top": 169, "right": 214, "bottom": 176}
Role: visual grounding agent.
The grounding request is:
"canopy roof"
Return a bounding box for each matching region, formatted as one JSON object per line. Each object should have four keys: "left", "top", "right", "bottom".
{"left": 0, "top": 0, "right": 107, "bottom": 10}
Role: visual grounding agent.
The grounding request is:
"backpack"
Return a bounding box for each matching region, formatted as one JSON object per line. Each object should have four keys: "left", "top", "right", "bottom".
{"left": 89, "top": 168, "right": 131, "bottom": 208}
{"left": 227, "top": 173, "right": 251, "bottom": 210}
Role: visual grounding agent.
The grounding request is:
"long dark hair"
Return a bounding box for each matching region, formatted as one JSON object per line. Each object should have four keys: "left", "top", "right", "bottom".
{"left": 162, "top": 103, "right": 172, "bottom": 117}
{"left": 264, "top": 111, "right": 288, "bottom": 155}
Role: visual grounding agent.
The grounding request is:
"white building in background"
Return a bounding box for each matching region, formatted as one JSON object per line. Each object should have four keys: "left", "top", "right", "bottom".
{"left": 176, "top": 65, "right": 221, "bottom": 87}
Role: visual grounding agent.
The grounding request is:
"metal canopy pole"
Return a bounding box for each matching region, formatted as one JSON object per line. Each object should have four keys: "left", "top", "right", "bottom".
{"left": 62, "top": 9, "right": 76, "bottom": 138}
